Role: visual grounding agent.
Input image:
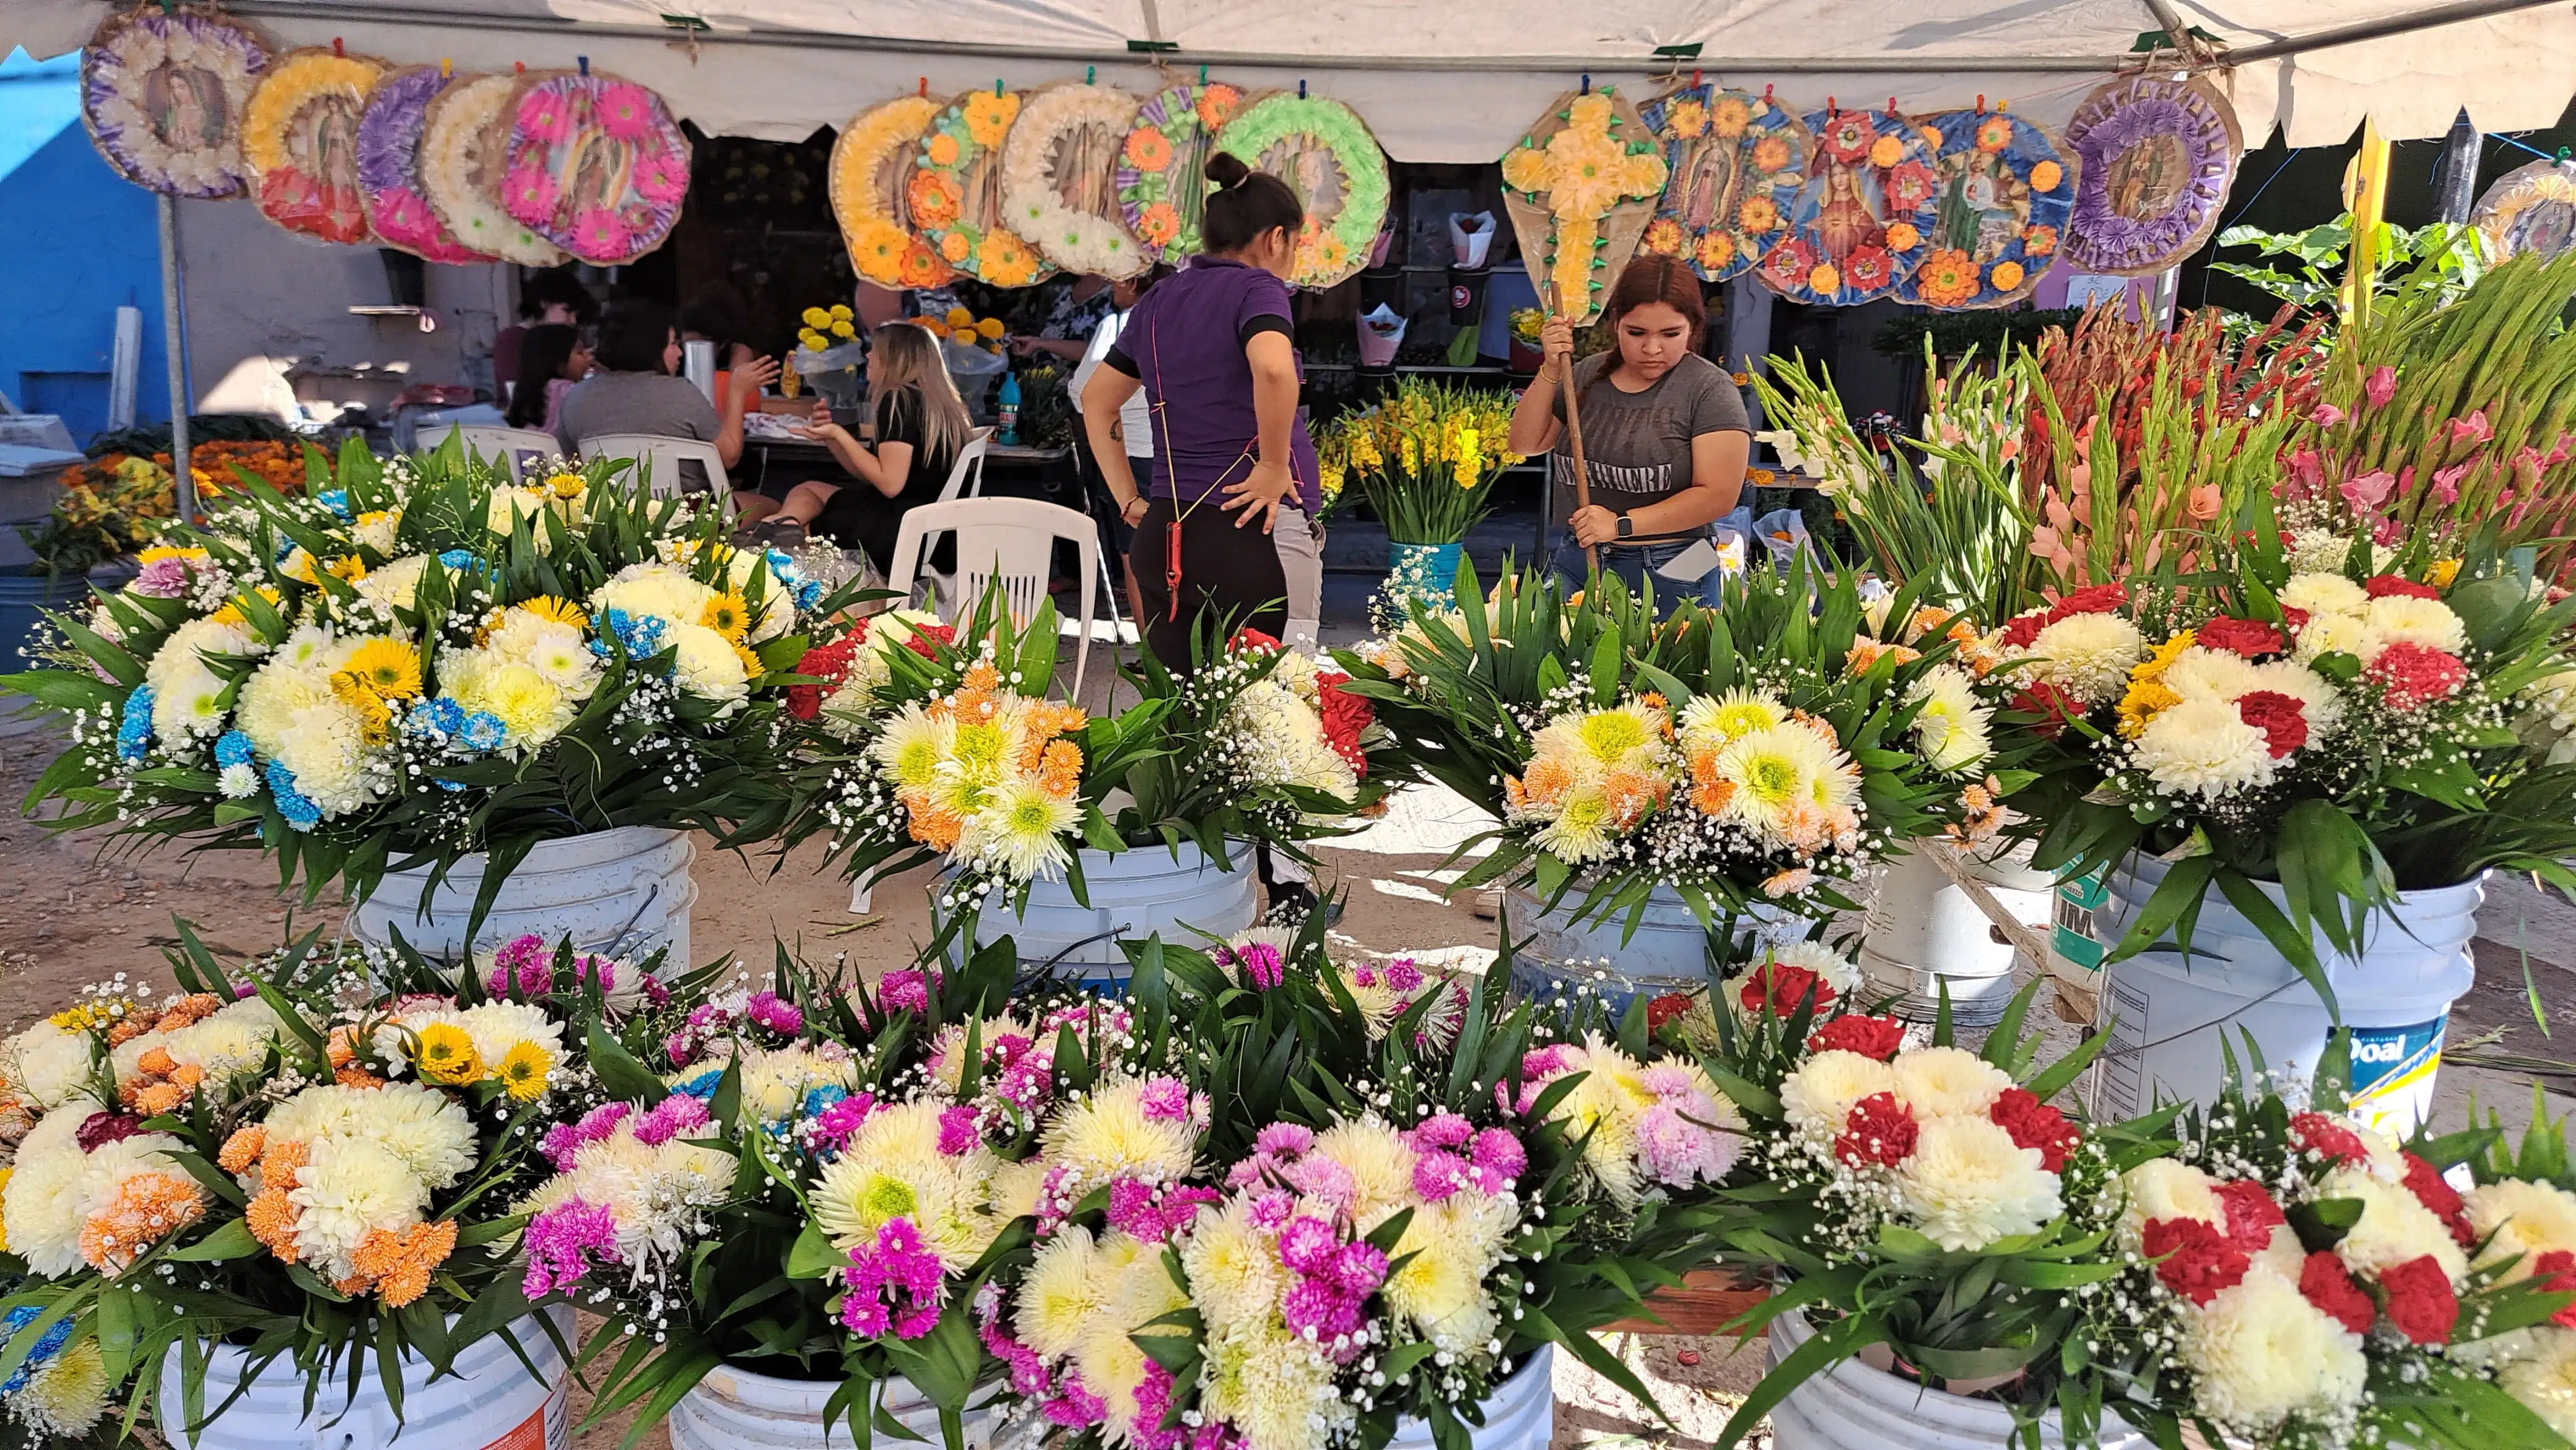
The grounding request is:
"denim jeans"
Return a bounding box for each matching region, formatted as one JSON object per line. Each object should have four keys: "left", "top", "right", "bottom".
{"left": 1547, "top": 535, "right": 1721, "bottom": 612}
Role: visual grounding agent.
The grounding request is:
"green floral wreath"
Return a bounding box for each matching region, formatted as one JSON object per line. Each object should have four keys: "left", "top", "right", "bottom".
{"left": 1215, "top": 93, "right": 1388, "bottom": 289}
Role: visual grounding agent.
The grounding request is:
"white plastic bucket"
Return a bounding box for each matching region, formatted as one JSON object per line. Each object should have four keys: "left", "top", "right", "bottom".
{"left": 2088, "top": 854, "right": 2484, "bottom": 1135}
{"left": 1385, "top": 1343, "right": 1554, "bottom": 1450}
{"left": 1507, "top": 885, "right": 1800, "bottom": 1016}
{"left": 1860, "top": 840, "right": 2056, "bottom": 1027}
{"left": 346, "top": 826, "right": 697, "bottom": 965}
{"left": 671, "top": 1362, "right": 991, "bottom": 1450}
{"left": 159, "top": 1306, "right": 573, "bottom": 1450}
{"left": 1767, "top": 1308, "right": 2141, "bottom": 1450}
{"left": 959, "top": 842, "right": 1259, "bottom": 986}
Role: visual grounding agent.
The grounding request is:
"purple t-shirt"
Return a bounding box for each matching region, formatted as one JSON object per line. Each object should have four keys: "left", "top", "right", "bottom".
{"left": 1103, "top": 256, "right": 1320, "bottom": 512}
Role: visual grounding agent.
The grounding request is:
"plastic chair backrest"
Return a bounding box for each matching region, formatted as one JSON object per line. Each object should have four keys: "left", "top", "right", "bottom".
{"left": 583, "top": 433, "right": 728, "bottom": 498}
{"left": 932, "top": 428, "right": 995, "bottom": 503}
{"left": 435, "top": 425, "right": 559, "bottom": 484}
{"left": 886, "top": 495, "right": 1098, "bottom": 698}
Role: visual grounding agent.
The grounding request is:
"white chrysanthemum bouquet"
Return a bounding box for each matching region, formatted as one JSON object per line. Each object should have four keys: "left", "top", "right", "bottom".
{"left": 0, "top": 925, "right": 705, "bottom": 1434}
{"left": 7, "top": 438, "right": 859, "bottom": 933}
{"left": 2004, "top": 498, "right": 2576, "bottom": 991}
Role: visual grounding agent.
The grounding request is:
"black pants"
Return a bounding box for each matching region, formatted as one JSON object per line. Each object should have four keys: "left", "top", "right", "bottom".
{"left": 1130, "top": 498, "right": 1287, "bottom": 671}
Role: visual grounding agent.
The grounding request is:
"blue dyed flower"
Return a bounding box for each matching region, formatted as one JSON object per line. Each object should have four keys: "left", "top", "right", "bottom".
{"left": 214, "top": 729, "right": 255, "bottom": 768}
{"left": 438, "top": 549, "right": 479, "bottom": 571}
{"left": 265, "top": 762, "right": 322, "bottom": 830}
{"left": 458, "top": 711, "right": 508, "bottom": 753}
{"left": 671, "top": 1069, "right": 724, "bottom": 1101}
{"left": 411, "top": 697, "right": 466, "bottom": 737}
{"left": 115, "top": 685, "right": 155, "bottom": 763}
{"left": 316, "top": 489, "right": 352, "bottom": 521}
{"left": 0, "top": 1306, "right": 71, "bottom": 1394}
{"left": 803, "top": 1084, "right": 848, "bottom": 1118}
{"left": 795, "top": 579, "right": 824, "bottom": 611}
{"left": 590, "top": 607, "right": 669, "bottom": 668}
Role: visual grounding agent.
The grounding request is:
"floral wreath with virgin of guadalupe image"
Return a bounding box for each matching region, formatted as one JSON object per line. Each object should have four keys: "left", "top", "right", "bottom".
{"left": 1635, "top": 84, "right": 1811, "bottom": 284}
{"left": 1118, "top": 80, "right": 1246, "bottom": 263}
{"left": 1897, "top": 107, "right": 2075, "bottom": 309}
{"left": 830, "top": 94, "right": 955, "bottom": 289}
{"left": 1756, "top": 105, "right": 1941, "bottom": 306}
{"left": 421, "top": 72, "right": 567, "bottom": 267}
{"left": 80, "top": 7, "right": 270, "bottom": 199}
{"left": 2056, "top": 73, "right": 2240, "bottom": 277}
{"left": 358, "top": 66, "right": 494, "bottom": 264}
{"left": 912, "top": 89, "right": 1055, "bottom": 287}
{"left": 498, "top": 69, "right": 691, "bottom": 265}
{"left": 1001, "top": 82, "right": 1149, "bottom": 280}
{"left": 1217, "top": 93, "right": 1391, "bottom": 290}
{"left": 242, "top": 46, "right": 385, "bottom": 245}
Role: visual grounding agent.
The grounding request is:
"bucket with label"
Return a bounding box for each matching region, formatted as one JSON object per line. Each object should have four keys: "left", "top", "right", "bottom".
{"left": 2087, "top": 854, "right": 2484, "bottom": 1135}
{"left": 1858, "top": 839, "right": 2055, "bottom": 1027}
{"left": 160, "top": 1306, "right": 573, "bottom": 1450}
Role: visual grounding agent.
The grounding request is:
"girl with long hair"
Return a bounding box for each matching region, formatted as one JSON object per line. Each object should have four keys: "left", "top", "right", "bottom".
{"left": 767, "top": 321, "right": 973, "bottom": 575}
{"left": 503, "top": 322, "right": 591, "bottom": 432}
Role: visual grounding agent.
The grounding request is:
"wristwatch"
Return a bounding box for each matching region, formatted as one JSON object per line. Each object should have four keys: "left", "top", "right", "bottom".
{"left": 1614, "top": 512, "right": 1635, "bottom": 540}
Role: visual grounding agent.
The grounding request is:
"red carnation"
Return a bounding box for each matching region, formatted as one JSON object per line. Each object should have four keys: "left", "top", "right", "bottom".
{"left": 2055, "top": 583, "right": 2130, "bottom": 616}
{"left": 2195, "top": 617, "right": 2285, "bottom": 659}
{"left": 1739, "top": 962, "right": 1836, "bottom": 1018}
{"left": 1998, "top": 611, "right": 2051, "bottom": 651}
{"left": 2143, "top": 1216, "right": 2251, "bottom": 1306}
{"left": 2234, "top": 690, "right": 2309, "bottom": 758}
{"left": 903, "top": 622, "right": 955, "bottom": 659}
{"left": 2378, "top": 1255, "right": 2461, "bottom": 1345}
{"left": 1318, "top": 676, "right": 1374, "bottom": 774}
{"left": 2365, "top": 575, "right": 2443, "bottom": 601}
{"left": 1989, "top": 1087, "right": 2081, "bottom": 1171}
{"left": 1808, "top": 1014, "right": 1907, "bottom": 1061}
{"left": 1230, "top": 627, "right": 1282, "bottom": 654}
{"left": 2298, "top": 1251, "right": 2377, "bottom": 1335}
{"left": 2282, "top": 604, "right": 2311, "bottom": 632}
{"left": 2366, "top": 640, "right": 2469, "bottom": 711}
{"left": 2012, "top": 682, "right": 2084, "bottom": 740}
{"left": 2400, "top": 1152, "right": 2476, "bottom": 1248}
{"left": 2529, "top": 1249, "right": 2576, "bottom": 1330}
{"left": 786, "top": 635, "right": 861, "bottom": 721}
{"left": 1834, "top": 1092, "right": 1918, "bottom": 1168}
{"left": 1645, "top": 993, "right": 1696, "bottom": 1031}
{"left": 2291, "top": 1111, "right": 2372, "bottom": 1166}
{"left": 76, "top": 1112, "right": 146, "bottom": 1152}
{"left": 2214, "top": 1179, "right": 2288, "bottom": 1253}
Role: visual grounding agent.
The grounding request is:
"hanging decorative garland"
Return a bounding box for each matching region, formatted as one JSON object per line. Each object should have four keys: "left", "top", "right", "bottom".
{"left": 80, "top": 8, "right": 269, "bottom": 199}
{"left": 1001, "top": 83, "right": 1147, "bottom": 279}
{"left": 1754, "top": 106, "right": 1940, "bottom": 307}
{"left": 357, "top": 66, "right": 492, "bottom": 264}
{"left": 1634, "top": 84, "right": 1810, "bottom": 284}
{"left": 2471, "top": 157, "right": 2576, "bottom": 264}
{"left": 242, "top": 47, "right": 385, "bottom": 244}
{"left": 2057, "top": 74, "right": 2239, "bottom": 277}
{"left": 829, "top": 95, "right": 954, "bottom": 290}
{"left": 1217, "top": 93, "right": 1390, "bottom": 290}
{"left": 1117, "top": 80, "right": 1245, "bottom": 263}
{"left": 912, "top": 89, "right": 1053, "bottom": 287}
{"left": 497, "top": 69, "right": 690, "bottom": 265}
{"left": 1500, "top": 89, "right": 1669, "bottom": 322}
{"left": 1896, "top": 108, "right": 2074, "bottom": 310}
{"left": 420, "top": 73, "right": 566, "bottom": 266}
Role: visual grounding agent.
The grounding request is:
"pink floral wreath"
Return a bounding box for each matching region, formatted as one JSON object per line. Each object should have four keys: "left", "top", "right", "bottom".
{"left": 500, "top": 71, "right": 690, "bottom": 265}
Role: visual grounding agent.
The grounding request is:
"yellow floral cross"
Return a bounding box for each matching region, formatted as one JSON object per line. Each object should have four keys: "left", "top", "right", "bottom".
{"left": 1502, "top": 94, "right": 1669, "bottom": 315}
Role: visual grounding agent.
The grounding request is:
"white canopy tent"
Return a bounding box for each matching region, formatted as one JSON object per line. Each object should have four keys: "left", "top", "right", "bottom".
{"left": 11, "top": 0, "right": 2576, "bottom": 162}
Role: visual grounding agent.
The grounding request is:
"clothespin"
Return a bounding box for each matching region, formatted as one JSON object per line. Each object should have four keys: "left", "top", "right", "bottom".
{"left": 918, "top": 76, "right": 928, "bottom": 97}
{"left": 578, "top": 56, "right": 590, "bottom": 76}
{"left": 331, "top": 36, "right": 344, "bottom": 56}
{"left": 1199, "top": 65, "right": 1208, "bottom": 84}
{"left": 1086, "top": 65, "right": 1095, "bottom": 85}
{"left": 156, "top": 0, "right": 173, "bottom": 16}
{"left": 1886, "top": 96, "right": 1898, "bottom": 116}
{"left": 1691, "top": 68, "right": 1702, "bottom": 90}
{"left": 1998, "top": 98, "right": 2010, "bottom": 113}
{"left": 1298, "top": 79, "right": 1307, "bottom": 98}
{"left": 440, "top": 58, "right": 451, "bottom": 78}
{"left": 1975, "top": 94, "right": 1985, "bottom": 113}
{"left": 1580, "top": 73, "right": 1591, "bottom": 95}
{"left": 1762, "top": 83, "right": 1774, "bottom": 104}
{"left": 994, "top": 78, "right": 1004, "bottom": 97}
{"left": 1827, "top": 95, "right": 1837, "bottom": 116}
{"left": 514, "top": 61, "right": 525, "bottom": 74}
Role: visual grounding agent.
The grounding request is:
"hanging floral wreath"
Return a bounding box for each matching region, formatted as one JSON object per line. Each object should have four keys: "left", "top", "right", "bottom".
{"left": 498, "top": 70, "right": 690, "bottom": 265}
{"left": 1754, "top": 107, "right": 1939, "bottom": 307}
{"left": 2058, "top": 75, "right": 2240, "bottom": 277}
{"left": 80, "top": 9, "right": 269, "bottom": 199}
{"left": 1894, "top": 108, "right": 2074, "bottom": 310}
{"left": 1215, "top": 93, "right": 1390, "bottom": 289}
{"left": 1001, "top": 82, "right": 1147, "bottom": 279}
{"left": 1499, "top": 89, "right": 1667, "bottom": 323}
{"left": 829, "top": 95, "right": 954, "bottom": 289}
{"left": 2470, "top": 157, "right": 2576, "bottom": 264}
{"left": 358, "top": 66, "right": 492, "bottom": 264}
{"left": 420, "top": 73, "right": 566, "bottom": 267}
{"left": 1116, "top": 80, "right": 1244, "bottom": 262}
{"left": 1635, "top": 84, "right": 1810, "bottom": 284}
{"left": 914, "top": 89, "right": 1053, "bottom": 288}
{"left": 242, "top": 48, "right": 385, "bottom": 244}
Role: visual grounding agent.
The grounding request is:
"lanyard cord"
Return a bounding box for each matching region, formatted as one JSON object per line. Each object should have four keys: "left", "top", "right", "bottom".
{"left": 1138, "top": 304, "right": 1308, "bottom": 625}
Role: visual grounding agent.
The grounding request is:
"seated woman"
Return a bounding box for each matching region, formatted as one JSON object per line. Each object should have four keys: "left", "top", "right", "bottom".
{"left": 757, "top": 323, "right": 969, "bottom": 577}
{"left": 502, "top": 322, "right": 591, "bottom": 435}
{"left": 552, "top": 299, "right": 775, "bottom": 511}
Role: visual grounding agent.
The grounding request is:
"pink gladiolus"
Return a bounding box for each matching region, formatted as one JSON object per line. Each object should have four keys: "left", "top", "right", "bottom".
{"left": 2517, "top": 445, "right": 2546, "bottom": 480}
{"left": 2447, "top": 410, "right": 2493, "bottom": 445}
{"left": 2187, "top": 484, "right": 2222, "bottom": 521}
{"left": 2548, "top": 433, "right": 2572, "bottom": 467}
{"left": 2288, "top": 448, "right": 2323, "bottom": 493}
{"left": 2431, "top": 462, "right": 2468, "bottom": 504}
{"left": 2309, "top": 404, "right": 2346, "bottom": 428}
{"left": 2341, "top": 469, "right": 2396, "bottom": 510}
{"left": 2364, "top": 365, "right": 2396, "bottom": 409}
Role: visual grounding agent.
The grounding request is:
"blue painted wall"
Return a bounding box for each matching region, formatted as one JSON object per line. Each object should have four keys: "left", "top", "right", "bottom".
{"left": 0, "top": 47, "right": 170, "bottom": 443}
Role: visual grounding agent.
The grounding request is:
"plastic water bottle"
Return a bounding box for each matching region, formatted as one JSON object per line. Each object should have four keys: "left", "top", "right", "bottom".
{"left": 996, "top": 371, "right": 1022, "bottom": 446}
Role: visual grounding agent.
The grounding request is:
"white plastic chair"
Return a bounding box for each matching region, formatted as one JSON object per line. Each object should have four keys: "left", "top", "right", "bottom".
{"left": 932, "top": 428, "right": 996, "bottom": 503}
{"left": 434, "top": 424, "right": 559, "bottom": 483}
{"left": 583, "top": 432, "right": 727, "bottom": 499}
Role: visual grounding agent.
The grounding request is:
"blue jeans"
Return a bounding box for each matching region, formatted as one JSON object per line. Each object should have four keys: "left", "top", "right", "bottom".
{"left": 1548, "top": 536, "right": 1720, "bottom": 612}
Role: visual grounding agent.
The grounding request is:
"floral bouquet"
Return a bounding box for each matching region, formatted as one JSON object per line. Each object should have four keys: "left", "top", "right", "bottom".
{"left": 0, "top": 924, "right": 707, "bottom": 1431}
{"left": 2456, "top": 1098, "right": 2576, "bottom": 1441}
{"left": 1326, "top": 380, "right": 1523, "bottom": 548}
{"left": 7, "top": 438, "right": 861, "bottom": 937}
{"left": 2003, "top": 496, "right": 2576, "bottom": 992}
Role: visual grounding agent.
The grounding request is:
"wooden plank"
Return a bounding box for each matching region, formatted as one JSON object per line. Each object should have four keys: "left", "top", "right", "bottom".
{"left": 1601, "top": 1268, "right": 1769, "bottom": 1336}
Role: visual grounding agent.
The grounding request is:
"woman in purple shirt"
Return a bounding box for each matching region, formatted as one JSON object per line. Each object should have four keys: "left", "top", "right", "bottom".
{"left": 1081, "top": 153, "right": 1315, "bottom": 668}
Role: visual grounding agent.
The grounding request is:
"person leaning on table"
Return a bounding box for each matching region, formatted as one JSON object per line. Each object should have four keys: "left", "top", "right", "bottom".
{"left": 1506, "top": 253, "right": 1751, "bottom": 608}
{"left": 552, "top": 298, "right": 775, "bottom": 515}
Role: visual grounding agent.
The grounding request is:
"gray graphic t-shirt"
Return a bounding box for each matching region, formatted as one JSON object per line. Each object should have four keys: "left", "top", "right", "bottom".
{"left": 1549, "top": 351, "right": 1750, "bottom": 544}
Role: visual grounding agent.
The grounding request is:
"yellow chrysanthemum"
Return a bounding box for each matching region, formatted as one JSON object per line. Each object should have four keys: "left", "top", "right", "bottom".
{"left": 342, "top": 639, "right": 424, "bottom": 699}
{"left": 521, "top": 596, "right": 588, "bottom": 632}
{"left": 700, "top": 593, "right": 753, "bottom": 642}
{"left": 496, "top": 1041, "right": 553, "bottom": 1101}
{"left": 413, "top": 1023, "right": 483, "bottom": 1085}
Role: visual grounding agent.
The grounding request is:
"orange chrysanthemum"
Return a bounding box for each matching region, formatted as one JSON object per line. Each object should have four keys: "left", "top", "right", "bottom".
{"left": 169, "top": 1062, "right": 205, "bottom": 1090}
{"left": 105, "top": 1018, "right": 149, "bottom": 1048}
{"left": 352, "top": 1220, "right": 458, "bottom": 1308}
{"left": 136, "top": 1046, "right": 176, "bottom": 1077}
{"left": 258, "top": 1137, "right": 309, "bottom": 1191}
{"left": 133, "top": 1082, "right": 188, "bottom": 1115}
{"left": 336, "top": 1065, "right": 386, "bottom": 1090}
{"left": 1691, "top": 779, "right": 1737, "bottom": 816}
{"left": 326, "top": 1025, "right": 361, "bottom": 1069}
{"left": 78, "top": 1171, "right": 207, "bottom": 1272}
{"left": 1520, "top": 755, "right": 1576, "bottom": 805}
{"left": 246, "top": 1188, "right": 300, "bottom": 1258}
{"left": 1845, "top": 640, "right": 1921, "bottom": 673}
{"left": 218, "top": 1125, "right": 267, "bottom": 1174}
{"left": 1038, "top": 739, "right": 1084, "bottom": 798}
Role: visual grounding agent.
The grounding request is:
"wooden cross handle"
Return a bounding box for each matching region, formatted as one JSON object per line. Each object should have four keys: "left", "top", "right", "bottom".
{"left": 1543, "top": 283, "right": 1599, "bottom": 579}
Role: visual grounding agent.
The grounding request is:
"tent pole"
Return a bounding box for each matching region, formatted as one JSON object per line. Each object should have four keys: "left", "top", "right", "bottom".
{"left": 158, "top": 191, "right": 194, "bottom": 528}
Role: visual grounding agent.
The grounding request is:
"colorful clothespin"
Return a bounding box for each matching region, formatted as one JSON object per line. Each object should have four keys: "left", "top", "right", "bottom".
{"left": 331, "top": 36, "right": 344, "bottom": 56}
{"left": 1976, "top": 94, "right": 1985, "bottom": 113}
{"left": 440, "top": 57, "right": 451, "bottom": 78}
{"left": 994, "top": 78, "right": 1004, "bottom": 96}
{"left": 1298, "top": 79, "right": 1307, "bottom": 98}
{"left": 918, "top": 76, "right": 928, "bottom": 97}
{"left": 1580, "top": 73, "right": 1591, "bottom": 95}
{"left": 1762, "top": 83, "right": 1774, "bottom": 104}
{"left": 578, "top": 56, "right": 590, "bottom": 76}
{"left": 1691, "top": 68, "right": 1702, "bottom": 90}
{"left": 1886, "top": 96, "right": 1898, "bottom": 115}
{"left": 1086, "top": 65, "right": 1095, "bottom": 84}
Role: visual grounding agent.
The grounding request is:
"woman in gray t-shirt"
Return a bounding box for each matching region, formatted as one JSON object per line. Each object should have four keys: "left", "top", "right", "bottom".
{"left": 1505, "top": 254, "right": 1751, "bottom": 607}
